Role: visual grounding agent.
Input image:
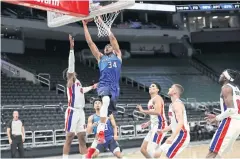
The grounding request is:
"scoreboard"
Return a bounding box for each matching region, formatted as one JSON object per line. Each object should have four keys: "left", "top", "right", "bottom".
{"left": 176, "top": 3, "right": 240, "bottom": 12}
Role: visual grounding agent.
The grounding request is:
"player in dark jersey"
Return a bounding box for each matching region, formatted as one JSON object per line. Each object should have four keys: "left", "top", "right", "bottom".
{"left": 86, "top": 98, "right": 122, "bottom": 159}
{"left": 83, "top": 20, "right": 122, "bottom": 144}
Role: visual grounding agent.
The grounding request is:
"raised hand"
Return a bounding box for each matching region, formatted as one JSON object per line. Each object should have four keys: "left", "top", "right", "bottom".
{"left": 82, "top": 20, "right": 89, "bottom": 26}
{"left": 141, "top": 121, "right": 150, "bottom": 129}
{"left": 92, "top": 83, "right": 98, "bottom": 89}
{"left": 69, "top": 34, "right": 74, "bottom": 49}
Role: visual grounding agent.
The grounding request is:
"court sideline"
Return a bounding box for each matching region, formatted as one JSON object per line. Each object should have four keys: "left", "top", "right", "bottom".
{"left": 42, "top": 140, "right": 240, "bottom": 158}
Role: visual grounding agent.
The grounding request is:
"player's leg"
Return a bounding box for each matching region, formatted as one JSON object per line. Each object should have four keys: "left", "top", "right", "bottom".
{"left": 92, "top": 149, "right": 100, "bottom": 158}
{"left": 76, "top": 110, "right": 88, "bottom": 156}
{"left": 140, "top": 130, "right": 152, "bottom": 158}
{"left": 92, "top": 144, "right": 105, "bottom": 158}
{"left": 109, "top": 139, "right": 122, "bottom": 159}
{"left": 154, "top": 142, "right": 169, "bottom": 158}
{"left": 86, "top": 138, "right": 98, "bottom": 159}
{"left": 63, "top": 132, "right": 75, "bottom": 158}
{"left": 165, "top": 131, "right": 189, "bottom": 159}
{"left": 208, "top": 118, "right": 233, "bottom": 158}
{"left": 63, "top": 109, "right": 76, "bottom": 158}
{"left": 147, "top": 130, "right": 166, "bottom": 158}
{"left": 96, "top": 87, "right": 111, "bottom": 143}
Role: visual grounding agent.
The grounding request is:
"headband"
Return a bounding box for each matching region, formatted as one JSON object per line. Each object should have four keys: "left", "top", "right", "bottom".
{"left": 223, "top": 70, "right": 234, "bottom": 82}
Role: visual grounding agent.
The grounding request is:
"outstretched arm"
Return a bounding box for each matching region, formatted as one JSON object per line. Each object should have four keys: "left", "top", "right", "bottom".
{"left": 109, "top": 114, "right": 118, "bottom": 140}
{"left": 82, "top": 83, "right": 97, "bottom": 94}
{"left": 108, "top": 32, "right": 121, "bottom": 59}
{"left": 96, "top": 16, "right": 121, "bottom": 59}
{"left": 216, "top": 85, "right": 237, "bottom": 121}
{"left": 67, "top": 34, "right": 75, "bottom": 88}
{"left": 86, "top": 115, "right": 94, "bottom": 134}
{"left": 82, "top": 20, "right": 102, "bottom": 61}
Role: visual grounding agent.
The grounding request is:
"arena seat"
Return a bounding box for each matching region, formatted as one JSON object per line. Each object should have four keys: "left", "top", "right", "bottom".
{"left": 5, "top": 53, "right": 150, "bottom": 104}
{"left": 122, "top": 57, "right": 220, "bottom": 102}
{"left": 194, "top": 53, "right": 240, "bottom": 74}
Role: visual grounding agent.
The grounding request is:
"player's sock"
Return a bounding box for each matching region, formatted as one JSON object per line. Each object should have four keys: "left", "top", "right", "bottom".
{"left": 86, "top": 148, "right": 96, "bottom": 159}
{"left": 85, "top": 139, "right": 98, "bottom": 159}
{"left": 80, "top": 154, "right": 86, "bottom": 159}
{"left": 100, "top": 96, "right": 110, "bottom": 118}
{"left": 97, "top": 122, "right": 106, "bottom": 133}
{"left": 62, "top": 154, "right": 68, "bottom": 159}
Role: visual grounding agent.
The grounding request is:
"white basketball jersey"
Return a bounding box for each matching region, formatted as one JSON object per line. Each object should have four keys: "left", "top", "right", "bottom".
{"left": 147, "top": 96, "right": 167, "bottom": 128}
{"left": 168, "top": 99, "right": 189, "bottom": 133}
{"left": 67, "top": 79, "right": 85, "bottom": 109}
{"left": 220, "top": 83, "right": 240, "bottom": 119}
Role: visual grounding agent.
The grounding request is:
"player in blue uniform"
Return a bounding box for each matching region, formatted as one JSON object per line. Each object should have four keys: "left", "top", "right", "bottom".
{"left": 83, "top": 20, "right": 122, "bottom": 144}
{"left": 86, "top": 98, "right": 122, "bottom": 159}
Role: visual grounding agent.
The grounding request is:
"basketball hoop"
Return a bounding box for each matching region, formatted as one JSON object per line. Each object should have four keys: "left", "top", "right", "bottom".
{"left": 46, "top": 0, "right": 135, "bottom": 37}
{"left": 94, "top": 11, "right": 120, "bottom": 38}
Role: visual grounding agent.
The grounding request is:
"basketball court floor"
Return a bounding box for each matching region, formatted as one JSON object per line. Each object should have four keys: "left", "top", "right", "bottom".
{"left": 43, "top": 140, "right": 240, "bottom": 158}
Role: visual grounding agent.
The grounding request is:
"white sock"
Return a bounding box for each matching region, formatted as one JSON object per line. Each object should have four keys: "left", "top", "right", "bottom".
{"left": 97, "top": 122, "right": 105, "bottom": 133}
{"left": 80, "top": 154, "right": 86, "bottom": 159}
{"left": 91, "top": 139, "right": 98, "bottom": 148}
{"left": 62, "top": 154, "right": 68, "bottom": 159}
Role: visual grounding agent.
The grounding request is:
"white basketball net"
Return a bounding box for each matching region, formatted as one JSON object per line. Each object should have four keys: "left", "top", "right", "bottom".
{"left": 93, "top": 11, "right": 120, "bottom": 38}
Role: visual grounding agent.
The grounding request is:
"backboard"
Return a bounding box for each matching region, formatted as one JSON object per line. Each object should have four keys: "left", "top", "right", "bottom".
{"left": 47, "top": 0, "right": 135, "bottom": 27}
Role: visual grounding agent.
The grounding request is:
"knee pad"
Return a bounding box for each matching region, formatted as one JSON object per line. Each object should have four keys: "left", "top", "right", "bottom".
{"left": 100, "top": 96, "right": 110, "bottom": 117}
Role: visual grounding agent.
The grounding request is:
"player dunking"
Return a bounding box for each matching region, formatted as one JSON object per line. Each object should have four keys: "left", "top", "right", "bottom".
{"left": 136, "top": 83, "right": 167, "bottom": 158}
{"left": 82, "top": 20, "right": 122, "bottom": 144}
{"left": 205, "top": 69, "right": 240, "bottom": 158}
{"left": 63, "top": 35, "right": 97, "bottom": 159}
{"left": 86, "top": 98, "right": 122, "bottom": 159}
{"left": 154, "top": 84, "right": 190, "bottom": 159}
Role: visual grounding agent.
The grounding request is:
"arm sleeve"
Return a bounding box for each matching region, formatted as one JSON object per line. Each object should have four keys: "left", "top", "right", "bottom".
{"left": 7, "top": 120, "right": 11, "bottom": 128}
{"left": 67, "top": 49, "right": 75, "bottom": 73}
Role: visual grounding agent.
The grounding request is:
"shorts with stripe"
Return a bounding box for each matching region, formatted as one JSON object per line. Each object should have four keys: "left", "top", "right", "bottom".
{"left": 159, "top": 130, "right": 190, "bottom": 159}
{"left": 65, "top": 107, "right": 86, "bottom": 133}
{"left": 209, "top": 117, "right": 240, "bottom": 155}
{"left": 144, "top": 124, "right": 166, "bottom": 145}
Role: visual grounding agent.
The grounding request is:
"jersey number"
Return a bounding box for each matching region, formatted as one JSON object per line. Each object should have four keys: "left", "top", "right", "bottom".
{"left": 105, "top": 125, "right": 108, "bottom": 131}
{"left": 108, "top": 61, "right": 117, "bottom": 68}
{"left": 237, "top": 99, "right": 240, "bottom": 114}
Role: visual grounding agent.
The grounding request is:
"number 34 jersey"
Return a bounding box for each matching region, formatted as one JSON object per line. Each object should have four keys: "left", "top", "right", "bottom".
{"left": 98, "top": 53, "right": 121, "bottom": 91}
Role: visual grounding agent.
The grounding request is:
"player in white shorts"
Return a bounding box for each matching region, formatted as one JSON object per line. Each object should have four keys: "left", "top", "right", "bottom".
{"left": 136, "top": 83, "right": 167, "bottom": 158}
{"left": 154, "top": 84, "right": 190, "bottom": 159}
{"left": 205, "top": 69, "right": 240, "bottom": 158}
{"left": 63, "top": 35, "right": 97, "bottom": 159}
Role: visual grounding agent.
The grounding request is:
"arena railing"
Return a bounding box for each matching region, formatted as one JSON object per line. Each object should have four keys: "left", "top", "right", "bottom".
{"left": 35, "top": 74, "right": 51, "bottom": 91}
{"left": 1, "top": 132, "right": 10, "bottom": 150}
{"left": 56, "top": 84, "right": 66, "bottom": 94}
{"left": 22, "top": 105, "right": 43, "bottom": 109}
{"left": 54, "top": 129, "right": 66, "bottom": 145}
{"left": 120, "top": 125, "right": 135, "bottom": 139}
{"left": 133, "top": 110, "right": 146, "bottom": 120}
{"left": 38, "top": 73, "right": 51, "bottom": 80}
{"left": 33, "top": 130, "right": 54, "bottom": 147}
{"left": 116, "top": 105, "right": 125, "bottom": 115}
{"left": 23, "top": 131, "right": 33, "bottom": 148}
{"left": 135, "top": 124, "right": 149, "bottom": 137}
